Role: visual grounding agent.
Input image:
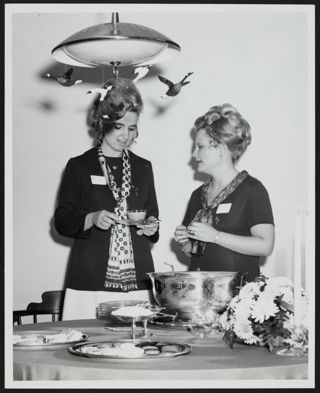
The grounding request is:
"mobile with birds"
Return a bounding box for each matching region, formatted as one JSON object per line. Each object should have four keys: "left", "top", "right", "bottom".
{"left": 46, "top": 67, "right": 82, "bottom": 87}
{"left": 132, "top": 65, "right": 152, "bottom": 83}
{"left": 87, "top": 85, "right": 114, "bottom": 101}
{"left": 158, "top": 72, "right": 193, "bottom": 99}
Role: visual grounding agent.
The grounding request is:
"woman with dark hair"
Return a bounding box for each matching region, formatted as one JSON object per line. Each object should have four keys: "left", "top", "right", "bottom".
{"left": 54, "top": 77, "right": 159, "bottom": 320}
{"left": 174, "top": 103, "right": 275, "bottom": 281}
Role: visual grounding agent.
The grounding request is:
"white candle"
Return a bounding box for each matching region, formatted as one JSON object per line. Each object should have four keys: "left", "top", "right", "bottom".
{"left": 293, "top": 208, "right": 302, "bottom": 327}
{"left": 304, "top": 208, "right": 309, "bottom": 299}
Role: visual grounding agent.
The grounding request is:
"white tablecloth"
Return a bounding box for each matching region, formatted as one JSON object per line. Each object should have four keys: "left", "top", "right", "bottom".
{"left": 13, "top": 319, "right": 308, "bottom": 381}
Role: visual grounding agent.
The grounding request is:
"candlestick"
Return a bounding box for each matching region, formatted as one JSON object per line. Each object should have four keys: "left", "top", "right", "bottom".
{"left": 293, "top": 207, "right": 302, "bottom": 327}
{"left": 304, "top": 208, "right": 309, "bottom": 299}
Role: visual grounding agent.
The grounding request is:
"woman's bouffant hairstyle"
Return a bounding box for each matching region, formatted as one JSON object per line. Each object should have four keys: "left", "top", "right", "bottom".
{"left": 193, "top": 103, "right": 251, "bottom": 163}
{"left": 88, "top": 77, "right": 143, "bottom": 143}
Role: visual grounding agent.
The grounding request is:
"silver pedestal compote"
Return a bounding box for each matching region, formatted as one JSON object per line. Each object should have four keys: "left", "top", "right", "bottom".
{"left": 111, "top": 305, "right": 162, "bottom": 341}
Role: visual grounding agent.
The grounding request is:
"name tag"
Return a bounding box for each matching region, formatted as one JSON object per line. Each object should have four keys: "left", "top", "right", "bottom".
{"left": 91, "top": 175, "right": 106, "bottom": 185}
{"left": 216, "top": 203, "right": 232, "bottom": 214}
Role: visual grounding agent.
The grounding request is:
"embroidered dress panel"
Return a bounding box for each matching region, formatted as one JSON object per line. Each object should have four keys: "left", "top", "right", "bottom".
{"left": 97, "top": 145, "right": 138, "bottom": 291}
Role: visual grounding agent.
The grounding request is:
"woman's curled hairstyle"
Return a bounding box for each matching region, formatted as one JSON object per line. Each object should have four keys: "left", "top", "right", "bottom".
{"left": 88, "top": 77, "right": 143, "bottom": 144}
{"left": 194, "top": 103, "right": 251, "bottom": 162}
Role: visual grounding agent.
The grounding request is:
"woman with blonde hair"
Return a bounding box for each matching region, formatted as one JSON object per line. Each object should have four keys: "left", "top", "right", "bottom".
{"left": 174, "top": 103, "right": 275, "bottom": 281}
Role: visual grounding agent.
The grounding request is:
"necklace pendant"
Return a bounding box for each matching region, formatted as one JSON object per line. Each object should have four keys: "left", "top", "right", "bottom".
{"left": 112, "top": 165, "right": 117, "bottom": 170}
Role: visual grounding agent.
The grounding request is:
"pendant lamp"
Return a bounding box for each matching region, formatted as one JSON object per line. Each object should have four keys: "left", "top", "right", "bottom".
{"left": 51, "top": 12, "right": 181, "bottom": 68}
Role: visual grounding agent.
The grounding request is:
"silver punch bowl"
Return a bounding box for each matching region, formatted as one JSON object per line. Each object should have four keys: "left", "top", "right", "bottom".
{"left": 147, "top": 271, "right": 244, "bottom": 320}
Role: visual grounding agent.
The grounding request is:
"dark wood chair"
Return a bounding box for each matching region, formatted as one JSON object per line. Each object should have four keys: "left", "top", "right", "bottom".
{"left": 13, "top": 290, "right": 65, "bottom": 325}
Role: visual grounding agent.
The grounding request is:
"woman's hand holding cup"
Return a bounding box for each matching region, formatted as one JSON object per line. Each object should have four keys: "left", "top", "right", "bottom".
{"left": 136, "top": 216, "right": 159, "bottom": 236}
{"left": 174, "top": 225, "right": 190, "bottom": 245}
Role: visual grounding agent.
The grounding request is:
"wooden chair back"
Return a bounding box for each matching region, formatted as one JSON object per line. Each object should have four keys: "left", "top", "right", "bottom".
{"left": 13, "top": 290, "right": 65, "bottom": 325}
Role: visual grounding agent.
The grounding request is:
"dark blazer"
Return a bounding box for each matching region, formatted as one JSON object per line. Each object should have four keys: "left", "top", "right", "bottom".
{"left": 54, "top": 148, "right": 159, "bottom": 291}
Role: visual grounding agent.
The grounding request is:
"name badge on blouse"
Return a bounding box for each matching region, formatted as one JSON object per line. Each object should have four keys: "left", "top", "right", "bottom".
{"left": 91, "top": 175, "right": 107, "bottom": 185}
{"left": 216, "top": 203, "right": 232, "bottom": 214}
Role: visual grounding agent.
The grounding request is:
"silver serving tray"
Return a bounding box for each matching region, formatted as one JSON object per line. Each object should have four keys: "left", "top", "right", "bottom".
{"left": 69, "top": 340, "right": 191, "bottom": 360}
{"left": 13, "top": 330, "right": 88, "bottom": 350}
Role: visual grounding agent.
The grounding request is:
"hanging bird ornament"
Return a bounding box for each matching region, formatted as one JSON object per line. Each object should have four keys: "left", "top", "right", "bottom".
{"left": 87, "top": 84, "right": 113, "bottom": 101}
{"left": 46, "top": 67, "right": 82, "bottom": 87}
{"left": 132, "top": 65, "right": 151, "bottom": 83}
{"left": 158, "top": 72, "right": 193, "bottom": 99}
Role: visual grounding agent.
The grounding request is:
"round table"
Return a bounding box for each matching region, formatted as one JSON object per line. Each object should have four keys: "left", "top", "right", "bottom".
{"left": 13, "top": 318, "right": 308, "bottom": 382}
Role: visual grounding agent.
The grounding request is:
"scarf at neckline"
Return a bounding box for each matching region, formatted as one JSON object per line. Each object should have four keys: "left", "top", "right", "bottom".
{"left": 190, "top": 170, "right": 249, "bottom": 256}
{"left": 97, "top": 144, "right": 138, "bottom": 292}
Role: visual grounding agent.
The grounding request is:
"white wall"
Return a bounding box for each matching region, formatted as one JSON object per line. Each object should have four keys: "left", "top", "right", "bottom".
{"left": 7, "top": 5, "right": 313, "bottom": 309}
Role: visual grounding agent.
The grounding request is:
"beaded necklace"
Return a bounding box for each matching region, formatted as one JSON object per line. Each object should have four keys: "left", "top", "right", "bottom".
{"left": 96, "top": 143, "right": 137, "bottom": 291}
{"left": 97, "top": 144, "right": 128, "bottom": 199}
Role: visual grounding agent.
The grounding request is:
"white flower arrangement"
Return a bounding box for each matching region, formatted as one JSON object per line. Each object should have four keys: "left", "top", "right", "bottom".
{"left": 218, "top": 275, "right": 308, "bottom": 353}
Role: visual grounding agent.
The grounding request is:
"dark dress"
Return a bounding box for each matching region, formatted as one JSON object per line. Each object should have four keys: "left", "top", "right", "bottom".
{"left": 182, "top": 174, "right": 274, "bottom": 281}
{"left": 54, "top": 147, "right": 159, "bottom": 291}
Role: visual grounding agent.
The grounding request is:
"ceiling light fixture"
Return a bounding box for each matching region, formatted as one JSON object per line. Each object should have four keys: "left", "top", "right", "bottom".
{"left": 51, "top": 12, "right": 181, "bottom": 68}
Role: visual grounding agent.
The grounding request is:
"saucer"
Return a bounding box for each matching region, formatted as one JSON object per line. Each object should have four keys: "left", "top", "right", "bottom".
{"left": 117, "top": 218, "right": 161, "bottom": 226}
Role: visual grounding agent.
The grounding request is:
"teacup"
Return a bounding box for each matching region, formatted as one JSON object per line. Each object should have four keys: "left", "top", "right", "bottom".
{"left": 127, "top": 210, "right": 147, "bottom": 221}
